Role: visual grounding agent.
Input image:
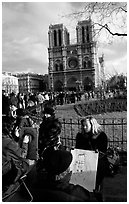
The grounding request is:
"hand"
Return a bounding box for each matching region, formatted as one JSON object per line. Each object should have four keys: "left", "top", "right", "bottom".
{"left": 23, "top": 135, "right": 30, "bottom": 144}
{"left": 95, "top": 149, "right": 99, "bottom": 153}
{"left": 15, "top": 127, "right": 19, "bottom": 137}
{"left": 27, "top": 159, "right": 35, "bottom": 165}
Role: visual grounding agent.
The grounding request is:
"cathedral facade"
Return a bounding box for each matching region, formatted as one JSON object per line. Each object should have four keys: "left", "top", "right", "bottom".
{"left": 48, "top": 19, "right": 101, "bottom": 92}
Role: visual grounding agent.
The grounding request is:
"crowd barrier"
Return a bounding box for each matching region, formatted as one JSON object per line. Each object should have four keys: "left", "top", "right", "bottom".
{"left": 60, "top": 118, "right": 127, "bottom": 153}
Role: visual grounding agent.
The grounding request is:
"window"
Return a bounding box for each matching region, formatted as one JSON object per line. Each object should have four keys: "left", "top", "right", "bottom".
{"left": 68, "top": 57, "right": 78, "bottom": 69}
{"left": 54, "top": 30, "right": 57, "bottom": 47}
{"left": 82, "top": 26, "right": 85, "bottom": 43}
{"left": 55, "top": 60, "right": 63, "bottom": 71}
{"left": 83, "top": 57, "right": 91, "bottom": 69}
{"left": 84, "top": 61, "right": 87, "bottom": 68}
{"left": 58, "top": 29, "right": 62, "bottom": 46}
{"left": 86, "top": 26, "right": 90, "bottom": 42}
{"left": 88, "top": 60, "right": 92, "bottom": 68}
{"left": 55, "top": 64, "right": 58, "bottom": 71}
{"left": 60, "top": 63, "right": 63, "bottom": 71}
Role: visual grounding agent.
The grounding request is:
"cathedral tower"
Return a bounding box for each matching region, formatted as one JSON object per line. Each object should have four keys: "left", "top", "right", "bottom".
{"left": 48, "top": 19, "right": 98, "bottom": 92}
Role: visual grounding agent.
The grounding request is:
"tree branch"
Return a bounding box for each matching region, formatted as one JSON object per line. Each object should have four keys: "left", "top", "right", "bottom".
{"left": 96, "top": 23, "right": 127, "bottom": 36}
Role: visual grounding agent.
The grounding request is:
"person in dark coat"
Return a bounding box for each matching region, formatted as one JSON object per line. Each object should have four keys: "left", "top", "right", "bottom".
{"left": 38, "top": 116, "right": 62, "bottom": 157}
{"left": 2, "top": 115, "right": 35, "bottom": 198}
{"left": 2, "top": 91, "right": 10, "bottom": 116}
{"left": 28, "top": 148, "right": 91, "bottom": 202}
{"left": 10, "top": 92, "right": 18, "bottom": 108}
{"left": 76, "top": 116, "right": 109, "bottom": 190}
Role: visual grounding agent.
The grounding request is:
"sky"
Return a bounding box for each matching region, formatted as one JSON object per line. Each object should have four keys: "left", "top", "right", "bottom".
{"left": 2, "top": 2, "right": 127, "bottom": 78}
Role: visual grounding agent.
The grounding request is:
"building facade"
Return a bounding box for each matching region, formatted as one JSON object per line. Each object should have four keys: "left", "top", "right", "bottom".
{"left": 2, "top": 72, "right": 19, "bottom": 94}
{"left": 14, "top": 72, "right": 46, "bottom": 93}
{"left": 48, "top": 19, "right": 102, "bottom": 92}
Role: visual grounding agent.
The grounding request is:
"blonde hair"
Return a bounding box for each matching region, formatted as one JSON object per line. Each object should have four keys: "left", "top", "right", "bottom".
{"left": 81, "top": 116, "right": 102, "bottom": 135}
{"left": 90, "top": 117, "right": 102, "bottom": 134}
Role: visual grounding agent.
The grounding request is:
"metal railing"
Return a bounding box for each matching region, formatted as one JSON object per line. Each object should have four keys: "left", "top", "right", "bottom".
{"left": 60, "top": 118, "right": 127, "bottom": 152}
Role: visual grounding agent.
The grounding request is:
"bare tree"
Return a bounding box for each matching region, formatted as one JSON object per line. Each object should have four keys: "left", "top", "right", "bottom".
{"left": 63, "top": 2, "right": 127, "bottom": 41}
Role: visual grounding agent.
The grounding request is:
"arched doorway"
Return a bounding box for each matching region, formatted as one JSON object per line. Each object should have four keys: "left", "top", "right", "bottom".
{"left": 83, "top": 77, "right": 94, "bottom": 91}
{"left": 67, "top": 77, "right": 77, "bottom": 91}
{"left": 54, "top": 80, "right": 63, "bottom": 92}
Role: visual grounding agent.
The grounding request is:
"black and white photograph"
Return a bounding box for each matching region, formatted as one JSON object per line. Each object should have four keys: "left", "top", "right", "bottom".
{"left": 2, "top": 1, "right": 127, "bottom": 202}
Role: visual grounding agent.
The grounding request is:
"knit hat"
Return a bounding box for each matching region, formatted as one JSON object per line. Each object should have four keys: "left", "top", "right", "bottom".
{"left": 39, "top": 117, "right": 62, "bottom": 148}
{"left": 43, "top": 149, "right": 73, "bottom": 175}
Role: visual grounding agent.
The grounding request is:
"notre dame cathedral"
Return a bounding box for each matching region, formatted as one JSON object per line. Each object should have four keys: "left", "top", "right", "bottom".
{"left": 48, "top": 19, "right": 104, "bottom": 92}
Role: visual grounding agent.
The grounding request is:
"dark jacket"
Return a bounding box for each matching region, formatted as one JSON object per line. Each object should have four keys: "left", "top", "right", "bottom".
{"left": 10, "top": 94, "right": 18, "bottom": 107}
{"left": 2, "top": 94, "right": 10, "bottom": 116}
{"left": 76, "top": 131, "right": 108, "bottom": 153}
{"left": 27, "top": 166, "right": 91, "bottom": 202}
{"left": 76, "top": 131, "right": 109, "bottom": 189}
{"left": 2, "top": 133, "right": 29, "bottom": 194}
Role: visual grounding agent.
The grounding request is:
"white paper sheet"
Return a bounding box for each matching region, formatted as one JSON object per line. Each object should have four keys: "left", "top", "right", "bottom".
{"left": 70, "top": 149, "right": 99, "bottom": 192}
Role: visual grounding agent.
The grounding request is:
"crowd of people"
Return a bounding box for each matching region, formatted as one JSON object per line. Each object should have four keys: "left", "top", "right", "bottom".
{"left": 2, "top": 88, "right": 120, "bottom": 201}
{"left": 2, "top": 88, "right": 126, "bottom": 114}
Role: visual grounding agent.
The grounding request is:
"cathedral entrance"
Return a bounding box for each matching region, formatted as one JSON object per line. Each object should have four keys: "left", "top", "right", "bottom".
{"left": 83, "top": 77, "right": 94, "bottom": 91}
{"left": 54, "top": 80, "right": 63, "bottom": 91}
{"left": 67, "top": 77, "right": 77, "bottom": 91}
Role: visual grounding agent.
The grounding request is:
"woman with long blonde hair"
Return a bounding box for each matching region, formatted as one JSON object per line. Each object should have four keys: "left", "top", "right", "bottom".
{"left": 76, "top": 116, "right": 108, "bottom": 152}
{"left": 76, "top": 116, "right": 109, "bottom": 191}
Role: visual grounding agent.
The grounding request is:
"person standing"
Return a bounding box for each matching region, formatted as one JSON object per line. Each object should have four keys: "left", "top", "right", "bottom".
{"left": 76, "top": 116, "right": 109, "bottom": 190}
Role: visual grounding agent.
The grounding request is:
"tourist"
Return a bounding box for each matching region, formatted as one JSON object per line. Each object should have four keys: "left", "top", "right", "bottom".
{"left": 2, "top": 90, "right": 10, "bottom": 116}
{"left": 2, "top": 115, "right": 35, "bottom": 199}
{"left": 29, "top": 148, "right": 91, "bottom": 201}
{"left": 38, "top": 117, "right": 63, "bottom": 157}
{"left": 10, "top": 91, "right": 18, "bottom": 108}
{"left": 76, "top": 116, "right": 109, "bottom": 190}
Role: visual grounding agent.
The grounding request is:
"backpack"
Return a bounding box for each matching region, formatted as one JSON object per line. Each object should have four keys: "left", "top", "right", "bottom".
{"left": 2, "top": 157, "right": 32, "bottom": 202}
{"left": 106, "top": 147, "right": 120, "bottom": 175}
